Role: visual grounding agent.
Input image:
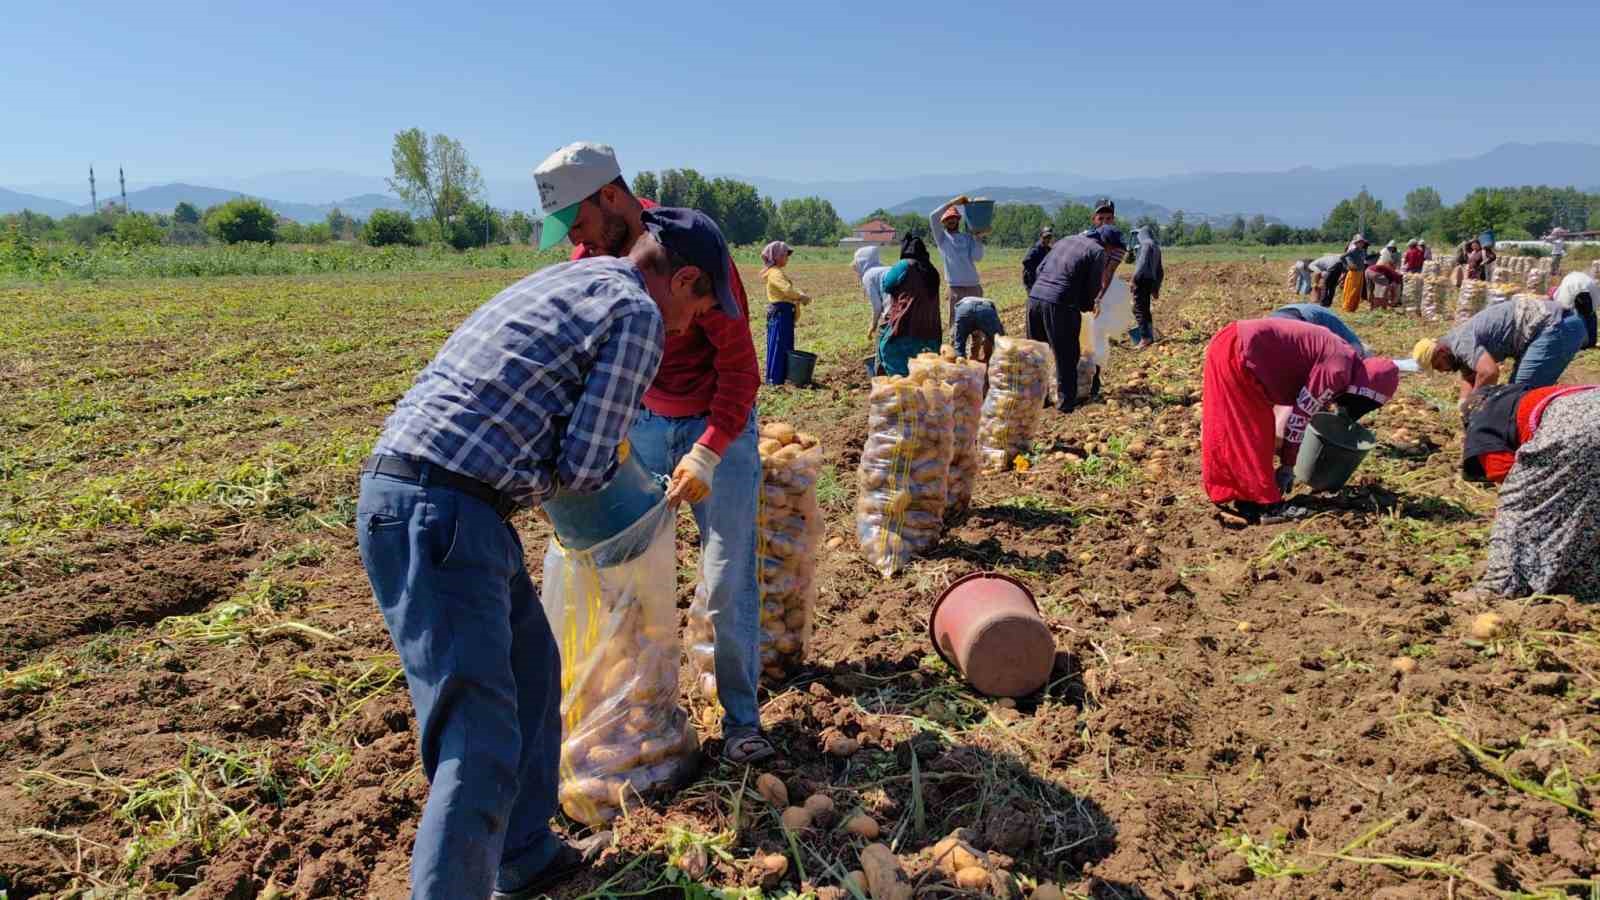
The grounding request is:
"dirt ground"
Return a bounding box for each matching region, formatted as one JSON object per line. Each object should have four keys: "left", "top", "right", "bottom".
{"left": 2, "top": 257, "right": 1598, "bottom": 899}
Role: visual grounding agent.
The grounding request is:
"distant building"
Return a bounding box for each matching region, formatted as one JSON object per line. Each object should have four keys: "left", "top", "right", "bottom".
{"left": 842, "top": 219, "right": 897, "bottom": 247}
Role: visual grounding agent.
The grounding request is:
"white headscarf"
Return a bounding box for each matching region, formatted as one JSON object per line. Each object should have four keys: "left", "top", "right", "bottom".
{"left": 852, "top": 244, "right": 882, "bottom": 277}
{"left": 1554, "top": 272, "right": 1596, "bottom": 310}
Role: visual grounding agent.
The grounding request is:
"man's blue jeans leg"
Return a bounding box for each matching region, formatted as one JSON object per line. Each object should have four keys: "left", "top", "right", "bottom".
{"left": 1512, "top": 313, "right": 1586, "bottom": 387}
{"left": 356, "top": 470, "right": 562, "bottom": 900}
{"left": 629, "top": 410, "right": 763, "bottom": 732}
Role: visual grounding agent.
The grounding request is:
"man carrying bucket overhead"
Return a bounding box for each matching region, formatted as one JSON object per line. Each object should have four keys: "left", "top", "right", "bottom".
{"left": 537, "top": 142, "right": 774, "bottom": 767}
{"left": 1200, "top": 316, "right": 1399, "bottom": 524}
{"left": 930, "top": 194, "right": 989, "bottom": 336}
{"left": 357, "top": 200, "right": 733, "bottom": 898}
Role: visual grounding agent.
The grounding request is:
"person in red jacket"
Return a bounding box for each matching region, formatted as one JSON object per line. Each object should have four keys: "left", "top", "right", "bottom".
{"left": 1461, "top": 383, "right": 1600, "bottom": 601}
{"left": 534, "top": 142, "right": 774, "bottom": 765}
{"left": 1402, "top": 239, "right": 1425, "bottom": 273}
{"left": 1201, "top": 317, "right": 1399, "bottom": 522}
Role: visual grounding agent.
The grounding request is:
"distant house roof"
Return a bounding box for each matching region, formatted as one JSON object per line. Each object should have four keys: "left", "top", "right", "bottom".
{"left": 853, "top": 219, "right": 897, "bottom": 243}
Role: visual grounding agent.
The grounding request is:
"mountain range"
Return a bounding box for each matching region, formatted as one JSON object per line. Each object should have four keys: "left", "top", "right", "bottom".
{"left": 4, "top": 142, "right": 1597, "bottom": 228}
{"left": 881, "top": 188, "right": 1278, "bottom": 228}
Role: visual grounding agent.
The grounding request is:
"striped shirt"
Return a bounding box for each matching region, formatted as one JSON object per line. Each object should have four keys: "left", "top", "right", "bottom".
{"left": 373, "top": 257, "right": 664, "bottom": 507}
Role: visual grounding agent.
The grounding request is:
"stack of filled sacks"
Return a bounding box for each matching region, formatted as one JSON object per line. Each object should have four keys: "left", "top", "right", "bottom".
{"left": 907, "top": 350, "right": 985, "bottom": 517}
{"left": 1456, "top": 280, "right": 1488, "bottom": 322}
{"left": 1402, "top": 273, "right": 1425, "bottom": 314}
{"left": 857, "top": 377, "right": 954, "bottom": 578}
{"left": 977, "top": 337, "right": 1054, "bottom": 472}
{"left": 1421, "top": 277, "right": 1445, "bottom": 320}
{"left": 687, "top": 423, "right": 824, "bottom": 700}
{"left": 1525, "top": 269, "right": 1549, "bottom": 294}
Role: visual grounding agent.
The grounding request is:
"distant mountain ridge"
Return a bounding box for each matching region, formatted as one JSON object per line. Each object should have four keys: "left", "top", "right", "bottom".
{"left": 0, "top": 181, "right": 408, "bottom": 222}
{"left": 881, "top": 187, "right": 1278, "bottom": 228}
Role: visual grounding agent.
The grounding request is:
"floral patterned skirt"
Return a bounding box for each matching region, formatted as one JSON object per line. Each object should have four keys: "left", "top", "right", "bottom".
{"left": 1480, "top": 390, "right": 1600, "bottom": 600}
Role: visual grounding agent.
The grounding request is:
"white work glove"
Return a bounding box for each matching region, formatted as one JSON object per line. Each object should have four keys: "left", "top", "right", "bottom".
{"left": 667, "top": 444, "right": 720, "bottom": 507}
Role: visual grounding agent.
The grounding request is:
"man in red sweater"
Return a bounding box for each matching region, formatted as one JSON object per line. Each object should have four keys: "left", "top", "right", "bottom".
{"left": 534, "top": 142, "right": 773, "bottom": 764}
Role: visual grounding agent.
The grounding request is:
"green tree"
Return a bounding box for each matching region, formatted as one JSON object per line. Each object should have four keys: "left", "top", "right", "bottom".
{"left": 507, "top": 210, "right": 534, "bottom": 244}
{"left": 656, "top": 169, "right": 714, "bottom": 214}
{"left": 388, "top": 128, "right": 485, "bottom": 237}
{"left": 1403, "top": 186, "right": 1442, "bottom": 232}
{"left": 1165, "top": 210, "right": 1187, "bottom": 245}
{"left": 449, "top": 203, "right": 501, "bottom": 249}
{"left": 1189, "top": 222, "right": 1215, "bottom": 245}
{"left": 987, "top": 203, "right": 1052, "bottom": 248}
{"left": 113, "top": 212, "right": 163, "bottom": 247}
{"left": 775, "top": 197, "right": 845, "bottom": 245}
{"left": 1258, "top": 223, "right": 1292, "bottom": 246}
{"left": 363, "top": 209, "right": 419, "bottom": 246}
{"left": 173, "top": 201, "right": 200, "bottom": 225}
{"left": 1456, "top": 189, "right": 1514, "bottom": 240}
{"left": 760, "top": 197, "right": 782, "bottom": 240}
{"left": 1053, "top": 202, "right": 1093, "bottom": 236}
{"left": 204, "top": 198, "right": 278, "bottom": 244}
{"left": 326, "top": 207, "right": 354, "bottom": 240}
{"left": 1225, "top": 216, "right": 1247, "bottom": 242}
{"left": 706, "top": 178, "right": 768, "bottom": 245}
{"left": 632, "top": 171, "right": 659, "bottom": 202}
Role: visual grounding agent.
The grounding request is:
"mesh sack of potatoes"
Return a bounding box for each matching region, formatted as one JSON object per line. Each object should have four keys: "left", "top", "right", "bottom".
{"left": 977, "top": 336, "right": 1054, "bottom": 473}
{"left": 907, "top": 351, "right": 986, "bottom": 517}
{"left": 543, "top": 501, "right": 697, "bottom": 825}
{"left": 1421, "top": 278, "right": 1445, "bottom": 321}
{"left": 1456, "top": 280, "right": 1488, "bottom": 323}
{"left": 687, "top": 423, "right": 825, "bottom": 699}
{"left": 1402, "top": 274, "right": 1424, "bottom": 313}
{"left": 1525, "top": 270, "right": 1549, "bottom": 294}
{"left": 857, "top": 376, "right": 955, "bottom": 578}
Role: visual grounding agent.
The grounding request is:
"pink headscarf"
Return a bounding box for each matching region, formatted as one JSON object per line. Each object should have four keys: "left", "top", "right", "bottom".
{"left": 760, "top": 241, "right": 791, "bottom": 273}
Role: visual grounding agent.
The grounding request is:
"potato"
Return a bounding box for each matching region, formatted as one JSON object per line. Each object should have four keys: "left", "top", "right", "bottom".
{"left": 931, "top": 833, "right": 985, "bottom": 876}
{"left": 1469, "top": 612, "right": 1505, "bottom": 640}
{"left": 756, "top": 773, "right": 789, "bottom": 808}
{"left": 956, "top": 867, "right": 990, "bottom": 889}
{"left": 762, "top": 422, "right": 798, "bottom": 445}
{"left": 845, "top": 814, "right": 880, "bottom": 839}
{"left": 825, "top": 734, "right": 860, "bottom": 757}
{"left": 803, "top": 793, "right": 836, "bottom": 823}
{"left": 1391, "top": 657, "right": 1418, "bottom": 675}
{"left": 780, "top": 806, "right": 813, "bottom": 832}
{"left": 758, "top": 437, "right": 783, "bottom": 457}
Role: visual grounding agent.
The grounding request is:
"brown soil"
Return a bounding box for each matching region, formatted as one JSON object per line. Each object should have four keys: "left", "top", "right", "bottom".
{"left": 3, "top": 258, "right": 1598, "bottom": 899}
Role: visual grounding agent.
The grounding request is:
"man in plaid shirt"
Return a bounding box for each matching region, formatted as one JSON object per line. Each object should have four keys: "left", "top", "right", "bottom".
{"left": 357, "top": 207, "right": 739, "bottom": 900}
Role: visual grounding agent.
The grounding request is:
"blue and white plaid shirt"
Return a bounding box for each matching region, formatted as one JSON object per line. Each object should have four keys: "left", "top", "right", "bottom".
{"left": 373, "top": 257, "right": 664, "bottom": 507}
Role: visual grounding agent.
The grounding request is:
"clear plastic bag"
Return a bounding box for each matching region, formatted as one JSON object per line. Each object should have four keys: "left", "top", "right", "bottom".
{"left": 978, "top": 336, "right": 1053, "bottom": 472}
{"left": 688, "top": 424, "right": 824, "bottom": 700}
{"left": 1422, "top": 277, "right": 1444, "bottom": 321}
{"left": 543, "top": 500, "right": 697, "bottom": 825}
{"left": 857, "top": 377, "right": 954, "bottom": 578}
{"left": 907, "top": 353, "right": 985, "bottom": 517}
{"left": 1402, "top": 273, "right": 1424, "bottom": 314}
{"left": 1456, "top": 280, "right": 1488, "bottom": 323}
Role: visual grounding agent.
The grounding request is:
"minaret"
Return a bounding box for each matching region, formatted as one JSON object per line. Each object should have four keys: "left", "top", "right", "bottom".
{"left": 90, "top": 166, "right": 98, "bottom": 211}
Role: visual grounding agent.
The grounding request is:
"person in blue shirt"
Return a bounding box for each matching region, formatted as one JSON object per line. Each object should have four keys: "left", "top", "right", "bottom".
{"left": 358, "top": 208, "right": 736, "bottom": 900}
{"left": 1021, "top": 226, "right": 1053, "bottom": 291}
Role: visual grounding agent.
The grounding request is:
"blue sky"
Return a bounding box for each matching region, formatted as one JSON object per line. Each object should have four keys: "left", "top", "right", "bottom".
{"left": 5, "top": 0, "right": 1598, "bottom": 187}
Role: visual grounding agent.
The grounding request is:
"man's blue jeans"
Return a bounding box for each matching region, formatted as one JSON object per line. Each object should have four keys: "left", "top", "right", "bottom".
{"left": 628, "top": 409, "right": 763, "bottom": 732}
{"left": 1512, "top": 312, "right": 1586, "bottom": 387}
{"left": 356, "top": 468, "right": 561, "bottom": 900}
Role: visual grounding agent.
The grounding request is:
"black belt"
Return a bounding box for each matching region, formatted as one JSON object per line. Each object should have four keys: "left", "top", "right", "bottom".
{"left": 360, "top": 455, "right": 521, "bottom": 520}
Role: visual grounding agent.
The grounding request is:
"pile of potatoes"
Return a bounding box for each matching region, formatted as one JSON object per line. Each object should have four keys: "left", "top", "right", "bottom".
{"left": 857, "top": 376, "right": 954, "bottom": 578}
{"left": 687, "top": 423, "right": 824, "bottom": 698}
{"left": 1422, "top": 277, "right": 1449, "bottom": 320}
{"left": 906, "top": 351, "right": 985, "bottom": 517}
{"left": 1525, "top": 270, "right": 1549, "bottom": 294}
{"left": 556, "top": 580, "right": 697, "bottom": 825}
{"left": 978, "top": 337, "right": 1054, "bottom": 472}
{"left": 1402, "top": 273, "right": 1424, "bottom": 313}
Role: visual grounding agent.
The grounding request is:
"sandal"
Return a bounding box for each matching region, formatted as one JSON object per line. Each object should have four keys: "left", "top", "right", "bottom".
{"left": 721, "top": 728, "right": 777, "bottom": 766}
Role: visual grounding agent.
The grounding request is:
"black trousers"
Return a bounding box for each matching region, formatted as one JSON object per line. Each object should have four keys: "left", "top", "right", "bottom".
{"left": 1026, "top": 298, "right": 1082, "bottom": 411}
{"left": 1132, "top": 279, "right": 1156, "bottom": 341}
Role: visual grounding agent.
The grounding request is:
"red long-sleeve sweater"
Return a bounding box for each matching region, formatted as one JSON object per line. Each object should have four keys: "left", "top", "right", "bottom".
{"left": 571, "top": 198, "right": 759, "bottom": 456}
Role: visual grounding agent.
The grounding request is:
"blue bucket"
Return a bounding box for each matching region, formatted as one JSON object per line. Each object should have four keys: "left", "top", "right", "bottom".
{"left": 542, "top": 444, "right": 666, "bottom": 553}
{"left": 962, "top": 200, "right": 996, "bottom": 232}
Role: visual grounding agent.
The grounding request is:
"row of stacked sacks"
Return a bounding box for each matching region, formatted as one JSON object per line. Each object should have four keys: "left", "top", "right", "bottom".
{"left": 687, "top": 423, "right": 823, "bottom": 702}
{"left": 1456, "top": 280, "right": 1489, "bottom": 323}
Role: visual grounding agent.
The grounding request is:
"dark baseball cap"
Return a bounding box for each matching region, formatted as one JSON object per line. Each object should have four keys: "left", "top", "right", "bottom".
{"left": 1090, "top": 224, "right": 1126, "bottom": 249}
{"left": 640, "top": 207, "right": 741, "bottom": 319}
{"left": 1093, "top": 197, "right": 1115, "bottom": 215}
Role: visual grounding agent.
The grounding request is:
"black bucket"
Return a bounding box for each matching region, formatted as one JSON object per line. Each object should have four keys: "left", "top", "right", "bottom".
{"left": 787, "top": 350, "right": 818, "bottom": 387}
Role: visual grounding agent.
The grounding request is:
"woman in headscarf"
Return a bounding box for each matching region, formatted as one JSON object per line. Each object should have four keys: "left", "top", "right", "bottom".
{"left": 1460, "top": 382, "right": 1600, "bottom": 601}
{"left": 761, "top": 241, "right": 810, "bottom": 384}
{"left": 1552, "top": 271, "right": 1597, "bottom": 349}
{"left": 1340, "top": 237, "right": 1369, "bottom": 313}
{"left": 852, "top": 244, "right": 891, "bottom": 341}
{"left": 876, "top": 235, "right": 943, "bottom": 376}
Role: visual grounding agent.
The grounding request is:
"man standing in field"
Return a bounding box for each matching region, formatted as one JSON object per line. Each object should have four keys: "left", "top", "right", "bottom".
{"left": 1091, "top": 197, "right": 1116, "bottom": 229}
{"left": 1027, "top": 224, "right": 1126, "bottom": 412}
{"left": 357, "top": 206, "right": 731, "bottom": 899}
{"left": 1129, "top": 225, "right": 1164, "bottom": 349}
{"left": 929, "top": 194, "right": 988, "bottom": 335}
{"left": 1022, "top": 226, "right": 1053, "bottom": 292}
{"left": 536, "top": 142, "right": 774, "bottom": 765}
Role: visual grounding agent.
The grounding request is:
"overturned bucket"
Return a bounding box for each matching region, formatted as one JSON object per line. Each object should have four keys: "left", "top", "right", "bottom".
{"left": 928, "top": 572, "right": 1055, "bottom": 698}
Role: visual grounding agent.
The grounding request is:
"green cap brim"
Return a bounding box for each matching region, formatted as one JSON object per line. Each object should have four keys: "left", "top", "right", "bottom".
{"left": 538, "top": 204, "right": 578, "bottom": 250}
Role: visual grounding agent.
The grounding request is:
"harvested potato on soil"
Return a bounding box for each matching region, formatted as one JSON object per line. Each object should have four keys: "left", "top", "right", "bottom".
{"left": 756, "top": 773, "right": 788, "bottom": 808}
{"left": 846, "top": 814, "right": 881, "bottom": 839}
{"left": 1469, "top": 612, "right": 1505, "bottom": 640}
{"left": 781, "top": 806, "right": 813, "bottom": 831}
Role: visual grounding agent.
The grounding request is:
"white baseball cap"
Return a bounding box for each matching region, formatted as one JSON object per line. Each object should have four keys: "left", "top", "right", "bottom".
{"left": 532, "top": 141, "right": 622, "bottom": 249}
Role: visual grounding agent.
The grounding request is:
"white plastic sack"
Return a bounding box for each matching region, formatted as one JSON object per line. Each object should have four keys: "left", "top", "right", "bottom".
{"left": 543, "top": 500, "right": 696, "bottom": 825}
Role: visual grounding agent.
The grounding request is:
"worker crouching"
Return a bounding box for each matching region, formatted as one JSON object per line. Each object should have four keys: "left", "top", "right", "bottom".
{"left": 1201, "top": 317, "right": 1399, "bottom": 521}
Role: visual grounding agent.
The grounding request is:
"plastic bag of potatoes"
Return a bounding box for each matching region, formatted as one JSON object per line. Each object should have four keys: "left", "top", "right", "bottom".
{"left": 978, "top": 336, "right": 1054, "bottom": 472}
{"left": 907, "top": 351, "right": 985, "bottom": 517}
{"left": 857, "top": 376, "right": 954, "bottom": 578}
{"left": 542, "top": 500, "right": 697, "bottom": 825}
{"left": 1456, "top": 280, "right": 1487, "bottom": 323}
{"left": 688, "top": 423, "right": 824, "bottom": 700}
